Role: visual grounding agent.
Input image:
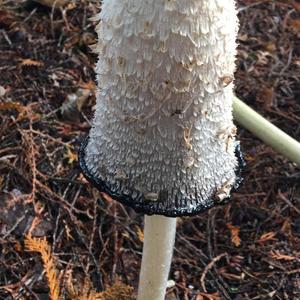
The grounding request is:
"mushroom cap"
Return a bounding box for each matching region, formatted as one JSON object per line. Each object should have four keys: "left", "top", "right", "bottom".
{"left": 80, "top": 0, "right": 243, "bottom": 217}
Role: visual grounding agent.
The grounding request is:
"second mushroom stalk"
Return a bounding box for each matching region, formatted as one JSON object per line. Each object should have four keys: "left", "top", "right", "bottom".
{"left": 80, "top": 0, "right": 241, "bottom": 299}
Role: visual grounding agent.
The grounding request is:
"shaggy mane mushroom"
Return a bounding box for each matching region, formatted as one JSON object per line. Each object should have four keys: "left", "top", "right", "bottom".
{"left": 80, "top": 0, "right": 242, "bottom": 216}
{"left": 80, "top": 0, "right": 243, "bottom": 299}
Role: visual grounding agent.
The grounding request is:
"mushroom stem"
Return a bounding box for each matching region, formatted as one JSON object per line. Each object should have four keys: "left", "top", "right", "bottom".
{"left": 233, "top": 97, "right": 300, "bottom": 166}
{"left": 137, "top": 215, "right": 177, "bottom": 300}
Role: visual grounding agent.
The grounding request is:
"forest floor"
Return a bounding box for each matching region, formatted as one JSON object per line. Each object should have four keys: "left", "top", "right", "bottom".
{"left": 0, "top": 0, "right": 300, "bottom": 299}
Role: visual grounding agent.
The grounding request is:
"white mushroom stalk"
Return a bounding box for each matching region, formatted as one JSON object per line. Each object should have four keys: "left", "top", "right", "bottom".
{"left": 233, "top": 97, "right": 300, "bottom": 167}
{"left": 80, "top": 0, "right": 240, "bottom": 299}
{"left": 137, "top": 215, "right": 176, "bottom": 300}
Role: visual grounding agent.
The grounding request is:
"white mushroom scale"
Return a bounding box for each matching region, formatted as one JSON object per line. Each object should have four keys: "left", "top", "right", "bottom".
{"left": 80, "top": 0, "right": 243, "bottom": 217}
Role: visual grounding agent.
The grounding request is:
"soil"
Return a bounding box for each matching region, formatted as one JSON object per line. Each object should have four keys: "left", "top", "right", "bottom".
{"left": 0, "top": 0, "right": 299, "bottom": 299}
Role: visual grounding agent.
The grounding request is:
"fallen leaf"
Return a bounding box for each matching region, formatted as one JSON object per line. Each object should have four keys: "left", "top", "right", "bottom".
{"left": 81, "top": 32, "right": 97, "bottom": 46}
{"left": 227, "top": 223, "right": 241, "bottom": 247}
{"left": 64, "top": 146, "right": 77, "bottom": 164}
{"left": 244, "top": 154, "right": 255, "bottom": 161}
{"left": 265, "top": 42, "right": 276, "bottom": 52}
{"left": 256, "top": 86, "right": 275, "bottom": 109}
{"left": 60, "top": 88, "right": 91, "bottom": 121}
{"left": 289, "top": 19, "right": 300, "bottom": 37}
{"left": 0, "top": 9, "right": 15, "bottom": 26}
{"left": 135, "top": 226, "right": 144, "bottom": 242}
{"left": 14, "top": 241, "right": 22, "bottom": 252}
{"left": 256, "top": 51, "right": 272, "bottom": 65}
{"left": 66, "top": 3, "right": 77, "bottom": 10}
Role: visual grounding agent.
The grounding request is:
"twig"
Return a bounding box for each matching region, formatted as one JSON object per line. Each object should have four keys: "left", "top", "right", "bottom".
{"left": 200, "top": 253, "right": 228, "bottom": 293}
{"left": 277, "top": 190, "right": 300, "bottom": 215}
{"left": 2, "top": 215, "right": 26, "bottom": 239}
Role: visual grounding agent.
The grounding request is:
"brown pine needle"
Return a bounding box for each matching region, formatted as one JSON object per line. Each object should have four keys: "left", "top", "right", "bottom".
{"left": 100, "top": 283, "right": 134, "bottom": 300}
{"left": 25, "top": 235, "right": 60, "bottom": 300}
{"left": 73, "top": 281, "right": 134, "bottom": 300}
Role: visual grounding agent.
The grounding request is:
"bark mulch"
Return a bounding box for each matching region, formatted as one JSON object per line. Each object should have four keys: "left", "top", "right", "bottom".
{"left": 0, "top": 1, "right": 299, "bottom": 299}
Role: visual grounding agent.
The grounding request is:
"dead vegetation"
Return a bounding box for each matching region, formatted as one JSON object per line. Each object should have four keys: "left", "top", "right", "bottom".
{"left": 0, "top": 0, "right": 299, "bottom": 299}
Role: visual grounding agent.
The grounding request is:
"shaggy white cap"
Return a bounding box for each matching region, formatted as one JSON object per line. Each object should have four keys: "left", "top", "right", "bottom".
{"left": 82, "top": 0, "right": 240, "bottom": 216}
